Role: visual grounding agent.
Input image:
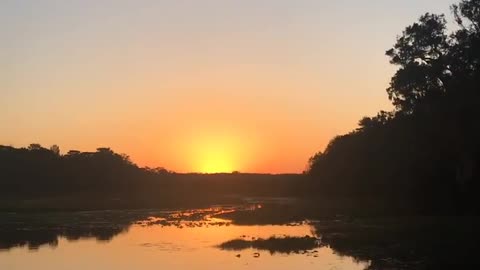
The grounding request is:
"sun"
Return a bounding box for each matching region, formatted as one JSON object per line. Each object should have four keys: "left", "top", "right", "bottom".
{"left": 198, "top": 145, "right": 235, "bottom": 173}
{"left": 201, "top": 156, "right": 234, "bottom": 173}
{"left": 187, "top": 133, "right": 244, "bottom": 174}
{"left": 180, "top": 127, "right": 257, "bottom": 174}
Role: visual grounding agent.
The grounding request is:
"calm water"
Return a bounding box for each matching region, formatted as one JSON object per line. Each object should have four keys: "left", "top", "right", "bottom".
{"left": 0, "top": 205, "right": 369, "bottom": 270}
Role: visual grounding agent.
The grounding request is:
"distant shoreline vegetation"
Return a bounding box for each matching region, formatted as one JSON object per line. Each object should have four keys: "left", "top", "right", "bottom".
{"left": 0, "top": 144, "right": 306, "bottom": 211}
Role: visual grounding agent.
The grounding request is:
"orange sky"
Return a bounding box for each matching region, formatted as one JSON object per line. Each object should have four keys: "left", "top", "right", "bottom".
{"left": 1, "top": 0, "right": 456, "bottom": 173}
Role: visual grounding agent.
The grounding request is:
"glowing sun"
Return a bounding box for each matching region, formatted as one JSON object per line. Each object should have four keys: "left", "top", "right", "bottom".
{"left": 197, "top": 144, "right": 236, "bottom": 173}
{"left": 188, "top": 133, "right": 247, "bottom": 173}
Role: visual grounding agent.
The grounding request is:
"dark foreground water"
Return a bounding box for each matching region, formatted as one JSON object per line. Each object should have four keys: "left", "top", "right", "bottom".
{"left": 0, "top": 204, "right": 479, "bottom": 269}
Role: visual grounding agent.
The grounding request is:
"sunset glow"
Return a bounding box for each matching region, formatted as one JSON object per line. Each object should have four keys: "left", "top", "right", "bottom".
{"left": 198, "top": 151, "right": 235, "bottom": 174}
{"left": 192, "top": 137, "right": 239, "bottom": 173}
{"left": 0, "top": 0, "right": 456, "bottom": 173}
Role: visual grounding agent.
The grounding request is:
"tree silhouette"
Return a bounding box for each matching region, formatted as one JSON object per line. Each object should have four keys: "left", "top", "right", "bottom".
{"left": 50, "top": 145, "right": 60, "bottom": 156}
{"left": 308, "top": 0, "right": 480, "bottom": 214}
{"left": 386, "top": 13, "right": 449, "bottom": 113}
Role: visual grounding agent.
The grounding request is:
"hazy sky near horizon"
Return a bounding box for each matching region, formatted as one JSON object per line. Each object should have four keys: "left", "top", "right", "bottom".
{"left": 1, "top": 0, "right": 456, "bottom": 173}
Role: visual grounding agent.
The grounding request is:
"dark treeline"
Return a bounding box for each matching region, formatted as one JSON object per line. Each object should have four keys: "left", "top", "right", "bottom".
{"left": 307, "top": 0, "right": 480, "bottom": 214}
{"left": 0, "top": 144, "right": 305, "bottom": 210}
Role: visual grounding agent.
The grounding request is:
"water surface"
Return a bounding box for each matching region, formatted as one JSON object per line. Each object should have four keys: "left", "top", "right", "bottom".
{"left": 0, "top": 205, "right": 369, "bottom": 270}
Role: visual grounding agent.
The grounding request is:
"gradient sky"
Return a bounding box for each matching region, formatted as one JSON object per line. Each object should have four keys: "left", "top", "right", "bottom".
{"left": 1, "top": 0, "right": 456, "bottom": 173}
